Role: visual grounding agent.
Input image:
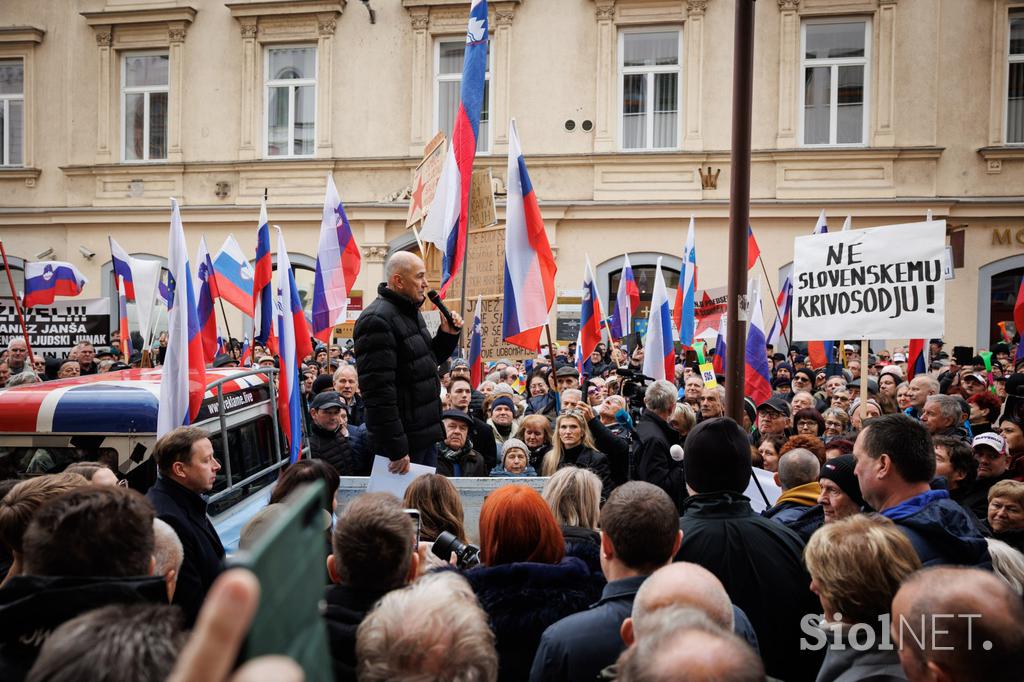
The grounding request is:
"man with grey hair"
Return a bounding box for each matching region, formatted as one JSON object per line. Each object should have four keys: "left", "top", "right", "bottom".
{"left": 5, "top": 339, "right": 28, "bottom": 374}
{"left": 634, "top": 380, "right": 685, "bottom": 511}
{"left": 920, "top": 394, "right": 969, "bottom": 441}
{"left": 332, "top": 364, "right": 364, "bottom": 427}
{"left": 354, "top": 251, "right": 463, "bottom": 473}
{"left": 905, "top": 374, "right": 940, "bottom": 418}
{"left": 356, "top": 571, "right": 497, "bottom": 682}
{"left": 152, "top": 518, "right": 183, "bottom": 602}
{"left": 762, "top": 449, "right": 821, "bottom": 525}
{"left": 699, "top": 385, "right": 726, "bottom": 420}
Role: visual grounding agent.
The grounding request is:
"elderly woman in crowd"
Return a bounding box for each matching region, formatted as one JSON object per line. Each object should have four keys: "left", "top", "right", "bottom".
{"left": 541, "top": 411, "right": 614, "bottom": 499}
{"left": 821, "top": 408, "right": 850, "bottom": 441}
{"left": 402, "top": 473, "right": 468, "bottom": 544}
{"left": 793, "top": 408, "right": 825, "bottom": 438}
{"left": 805, "top": 514, "right": 922, "bottom": 682}
{"left": 464, "top": 485, "right": 600, "bottom": 682}
{"left": 848, "top": 397, "right": 881, "bottom": 430}
{"left": 895, "top": 381, "right": 912, "bottom": 412}
{"left": 489, "top": 438, "right": 537, "bottom": 478}
{"left": 756, "top": 432, "right": 787, "bottom": 473}
{"left": 988, "top": 479, "right": 1024, "bottom": 554}
{"left": 541, "top": 467, "right": 603, "bottom": 574}
{"left": 515, "top": 415, "right": 553, "bottom": 472}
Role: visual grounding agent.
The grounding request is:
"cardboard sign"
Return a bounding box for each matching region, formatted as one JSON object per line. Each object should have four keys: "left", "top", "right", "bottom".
{"left": 792, "top": 220, "right": 946, "bottom": 341}
{"left": 694, "top": 287, "right": 728, "bottom": 340}
{"left": 406, "top": 132, "right": 446, "bottom": 228}
{"left": 469, "top": 169, "right": 497, "bottom": 231}
{"left": 0, "top": 298, "right": 111, "bottom": 358}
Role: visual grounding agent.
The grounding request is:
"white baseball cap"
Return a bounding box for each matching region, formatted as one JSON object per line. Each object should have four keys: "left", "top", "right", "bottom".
{"left": 972, "top": 432, "right": 1006, "bottom": 456}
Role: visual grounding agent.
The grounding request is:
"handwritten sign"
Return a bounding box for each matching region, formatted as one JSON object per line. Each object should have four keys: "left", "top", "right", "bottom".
{"left": 406, "top": 132, "right": 446, "bottom": 228}
{"left": 694, "top": 287, "right": 728, "bottom": 339}
{"left": 792, "top": 220, "right": 946, "bottom": 341}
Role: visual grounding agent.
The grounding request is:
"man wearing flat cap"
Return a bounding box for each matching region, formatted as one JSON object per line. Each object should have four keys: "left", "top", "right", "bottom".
{"left": 435, "top": 410, "right": 489, "bottom": 477}
{"left": 308, "top": 391, "right": 360, "bottom": 476}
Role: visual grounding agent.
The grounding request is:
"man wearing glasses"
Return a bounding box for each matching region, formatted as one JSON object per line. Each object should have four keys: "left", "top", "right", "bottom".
{"left": 754, "top": 397, "right": 791, "bottom": 443}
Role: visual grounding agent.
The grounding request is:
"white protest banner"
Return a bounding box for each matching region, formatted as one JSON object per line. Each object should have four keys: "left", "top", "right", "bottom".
{"left": 792, "top": 220, "right": 946, "bottom": 341}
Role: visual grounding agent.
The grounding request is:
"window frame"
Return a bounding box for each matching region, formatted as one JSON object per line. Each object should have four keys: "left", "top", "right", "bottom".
{"left": 798, "top": 17, "right": 871, "bottom": 148}
{"left": 263, "top": 43, "right": 318, "bottom": 159}
{"left": 119, "top": 50, "right": 170, "bottom": 163}
{"left": 0, "top": 57, "right": 25, "bottom": 167}
{"left": 432, "top": 37, "right": 493, "bottom": 155}
{"left": 1006, "top": 10, "right": 1024, "bottom": 145}
{"left": 617, "top": 26, "right": 684, "bottom": 152}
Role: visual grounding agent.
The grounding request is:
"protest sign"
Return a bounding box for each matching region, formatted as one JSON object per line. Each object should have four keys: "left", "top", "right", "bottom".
{"left": 469, "top": 169, "right": 496, "bottom": 230}
{"left": 694, "top": 287, "right": 728, "bottom": 340}
{"left": 0, "top": 298, "right": 111, "bottom": 357}
{"left": 406, "top": 132, "right": 446, "bottom": 228}
{"left": 792, "top": 220, "right": 946, "bottom": 341}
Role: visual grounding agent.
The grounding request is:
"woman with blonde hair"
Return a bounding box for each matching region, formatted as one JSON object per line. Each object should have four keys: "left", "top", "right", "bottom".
{"left": 805, "top": 514, "right": 922, "bottom": 682}
{"left": 542, "top": 410, "right": 614, "bottom": 499}
{"left": 542, "top": 467, "right": 602, "bottom": 573}
{"left": 515, "top": 414, "right": 553, "bottom": 471}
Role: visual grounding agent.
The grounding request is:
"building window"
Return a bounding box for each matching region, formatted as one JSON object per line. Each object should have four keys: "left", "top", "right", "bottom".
{"left": 265, "top": 46, "right": 316, "bottom": 158}
{"left": 121, "top": 53, "right": 168, "bottom": 162}
{"left": 1008, "top": 11, "right": 1024, "bottom": 144}
{"left": 0, "top": 59, "right": 24, "bottom": 166}
{"left": 435, "top": 39, "right": 490, "bottom": 153}
{"left": 619, "top": 29, "right": 681, "bottom": 151}
{"left": 801, "top": 19, "right": 869, "bottom": 146}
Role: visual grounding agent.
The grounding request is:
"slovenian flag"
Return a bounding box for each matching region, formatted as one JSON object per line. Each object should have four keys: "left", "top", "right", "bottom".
{"left": 312, "top": 172, "right": 361, "bottom": 342}
{"left": 109, "top": 237, "right": 136, "bottom": 302}
{"left": 766, "top": 276, "right": 793, "bottom": 348}
{"left": 116, "top": 273, "right": 133, "bottom": 359}
{"left": 908, "top": 339, "right": 928, "bottom": 380}
{"left": 419, "top": 0, "right": 488, "bottom": 297}
{"left": 744, "top": 285, "right": 772, "bottom": 405}
{"left": 253, "top": 201, "right": 276, "bottom": 352}
{"left": 276, "top": 228, "right": 307, "bottom": 463}
{"left": 196, "top": 237, "right": 220, "bottom": 365}
{"left": 23, "top": 261, "right": 88, "bottom": 308}
{"left": 609, "top": 253, "right": 640, "bottom": 341}
{"left": 503, "top": 119, "right": 556, "bottom": 351}
{"left": 469, "top": 295, "right": 483, "bottom": 387}
{"left": 574, "top": 255, "right": 603, "bottom": 377}
{"left": 712, "top": 315, "right": 727, "bottom": 374}
{"left": 674, "top": 216, "right": 697, "bottom": 347}
{"left": 157, "top": 199, "right": 206, "bottom": 437}
{"left": 213, "top": 234, "right": 255, "bottom": 316}
{"left": 642, "top": 258, "right": 675, "bottom": 382}
{"left": 239, "top": 335, "right": 252, "bottom": 367}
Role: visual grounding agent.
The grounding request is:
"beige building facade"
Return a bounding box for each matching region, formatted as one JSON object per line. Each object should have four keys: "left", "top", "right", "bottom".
{"left": 1, "top": 0, "right": 1023, "bottom": 354}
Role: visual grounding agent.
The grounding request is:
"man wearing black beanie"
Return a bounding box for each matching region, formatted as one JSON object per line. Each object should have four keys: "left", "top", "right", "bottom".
{"left": 676, "top": 417, "right": 823, "bottom": 682}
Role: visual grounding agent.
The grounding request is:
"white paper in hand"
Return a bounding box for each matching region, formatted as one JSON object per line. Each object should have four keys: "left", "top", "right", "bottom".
{"left": 366, "top": 455, "right": 436, "bottom": 499}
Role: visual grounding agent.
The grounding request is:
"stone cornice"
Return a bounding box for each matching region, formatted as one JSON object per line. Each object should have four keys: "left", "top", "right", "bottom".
{"left": 225, "top": 0, "right": 345, "bottom": 19}
{"left": 0, "top": 26, "right": 46, "bottom": 44}
{"left": 80, "top": 6, "right": 197, "bottom": 27}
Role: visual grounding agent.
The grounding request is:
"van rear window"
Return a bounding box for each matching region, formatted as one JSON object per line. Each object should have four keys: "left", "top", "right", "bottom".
{"left": 208, "top": 415, "right": 283, "bottom": 516}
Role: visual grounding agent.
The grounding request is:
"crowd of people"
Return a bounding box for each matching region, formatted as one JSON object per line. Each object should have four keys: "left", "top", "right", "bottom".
{"left": 3, "top": 255, "right": 1024, "bottom": 680}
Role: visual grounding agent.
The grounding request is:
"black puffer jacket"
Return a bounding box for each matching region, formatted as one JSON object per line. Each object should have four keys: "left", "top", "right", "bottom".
{"left": 556, "top": 444, "right": 615, "bottom": 500}
{"left": 354, "top": 283, "right": 460, "bottom": 460}
{"left": 308, "top": 422, "right": 359, "bottom": 476}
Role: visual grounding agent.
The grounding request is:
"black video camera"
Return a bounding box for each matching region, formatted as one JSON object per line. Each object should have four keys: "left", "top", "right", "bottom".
{"left": 432, "top": 531, "right": 481, "bottom": 569}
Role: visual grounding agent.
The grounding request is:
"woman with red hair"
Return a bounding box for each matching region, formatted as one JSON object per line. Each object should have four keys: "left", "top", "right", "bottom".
{"left": 464, "top": 485, "right": 602, "bottom": 682}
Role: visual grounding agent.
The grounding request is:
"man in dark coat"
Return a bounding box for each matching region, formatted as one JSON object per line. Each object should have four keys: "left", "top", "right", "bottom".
{"left": 633, "top": 380, "right": 686, "bottom": 511}
{"left": 676, "top": 417, "right": 823, "bottom": 682}
{"left": 332, "top": 364, "right": 365, "bottom": 427}
{"left": 447, "top": 376, "right": 498, "bottom": 470}
{"left": 324, "top": 493, "right": 419, "bottom": 681}
{"left": 530, "top": 482, "right": 682, "bottom": 682}
{"left": 354, "top": 251, "right": 462, "bottom": 473}
{"left": 307, "top": 391, "right": 359, "bottom": 475}
{"left": 145, "top": 426, "right": 225, "bottom": 625}
{"left": 960, "top": 432, "right": 1014, "bottom": 520}
{"left": 435, "top": 410, "right": 490, "bottom": 477}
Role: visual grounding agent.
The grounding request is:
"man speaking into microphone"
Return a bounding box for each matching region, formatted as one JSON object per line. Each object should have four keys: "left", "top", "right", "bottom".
{"left": 354, "top": 251, "right": 463, "bottom": 473}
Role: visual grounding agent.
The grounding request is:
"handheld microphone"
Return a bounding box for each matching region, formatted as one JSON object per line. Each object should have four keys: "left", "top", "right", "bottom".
{"left": 427, "top": 290, "right": 460, "bottom": 330}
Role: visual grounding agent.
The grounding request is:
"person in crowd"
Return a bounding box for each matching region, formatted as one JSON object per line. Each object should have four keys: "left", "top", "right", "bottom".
{"left": 402, "top": 473, "right": 468, "bottom": 543}
{"left": 5, "top": 339, "right": 28, "bottom": 374}
{"left": 986, "top": 537, "right": 1024, "bottom": 594}
{"left": 822, "top": 407, "right": 850, "bottom": 440}
{"left": 72, "top": 342, "right": 97, "bottom": 375}
{"left": 633, "top": 380, "right": 686, "bottom": 511}
{"left": 447, "top": 377, "right": 498, "bottom": 470}
{"left": 849, "top": 397, "right": 882, "bottom": 430}
{"left": 572, "top": 401, "right": 631, "bottom": 486}
{"left": 5, "top": 370, "right": 40, "bottom": 388}
{"left": 818, "top": 454, "right": 866, "bottom": 524}
{"left": 435, "top": 410, "right": 489, "bottom": 477}
{"left": 779, "top": 433, "right": 827, "bottom": 465}
{"left": 307, "top": 391, "right": 359, "bottom": 476}
{"left": 905, "top": 375, "right": 939, "bottom": 418}
{"left": 57, "top": 361, "right": 79, "bottom": 379}
{"left": 152, "top": 518, "right": 183, "bottom": 602}
{"left": 668, "top": 401, "right": 697, "bottom": 440}
{"left": 895, "top": 381, "right": 912, "bottom": 412}
{"left": 772, "top": 376, "right": 793, "bottom": 398}
{"left": 793, "top": 407, "right": 825, "bottom": 437}
{"left": 463, "top": 485, "right": 600, "bottom": 682}
{"left": 616, "top": 607, "right": 764, "bottom": 682}
{"left": 932, "top": 434, "right": 977, "bottom": 505}
{"left": 332, "top": 365, "right": 364, "bottom": 427}
{"left": 756, "top": 432, "right": 787, "bottom": 473}
{"left": 487, "top": 395, "right": 520, "bottom": 452}
{"left": 920, "top": 394, "right": 969, "bottom": 442}
{"left": 878, "top": 366, "right": 902, "bottom": 398}
{"left": 677, "top": 417, "right": 822, "bottom": 681}
{"left": 967, "top": 390, "right": 1001, "bottom": 432}
{"left": 25, "top": 603, "right": 186, "bottom": 682}
{"left": 269, "top": 458, "right": 340, "bottom": 520}
{"left": 791, "top": 368, "right": 816, "bottom": 401}
{"left": 449, "top": 359, "right": 485, "bottom": 419}
{"left": 853, "top": 413, "right": 990, "bottom": 567}
{"left": 960, "top": 432, "right": 1013, "bottom": 519}
{"left": 597, "top": 394, "right": 634, "bottom": 441}
{"left": 145, "top": 426, "right": 225, "bottom": 624}
{"left": 988, "top": 479, "right": 1024, "bottom": 553}
{"left": 891, "top": 567, "right": 1024, "bottom": 682}
{"left": 805, "top": 514, "right": 922, "bottom": 682}
{"left": 997, "top": 414, "right": 1024, "bottom": 480}
{"left": 754, "top": 397, "right": 791, "bottom": 442}
{"left": 761, "top": 449, "right": 820, "bottom": 525}
{"left": 490, "top": 438, "right": 537, "bottom": 477}
{"left": 356, "top": 570, "right": 497, "bottom": 682}
{"left": 325, "top": 493, "right": 420, "bottom": 681}
{"left": 353, "top": 251, "right": 462, "bottom": 473}
{"left": 541, "top": 467, "right": 603, "bottom": 573}
{"left": 0, "top": 487, "right": 167, "bottom": 680}
{"left": 0, "top": 473, "right": 88, "bottom": 587}
{"left": 515, "top": 414, "right": 553, "bottom": 471}
{"left": 830, "top": 388, "right": 852, "bottom": 413}
{"left": 682, "top": 375, "right": 704, "bottom": 411}
{"left": 541, "top": 411, "right": 614, "bottom": 499}
{"left": 0, "top": 362, "right": 9, "bottom": 388}
{"left": 527, "top": 373, "right": 549, "bottom": 399}
{"left": 699, "top": 385, "right": 726, "bottom": 420}
{"left": 824, "top": 437, "right": 854, "bottom": 460}
{"left": 790, "top": 390, "right": 816, "bottom": 415}
{"left": 531, "top": 482, "right": 682, "bottom": 682}
{"left": 63, "top": 461, "right": 119, "bottom": 486}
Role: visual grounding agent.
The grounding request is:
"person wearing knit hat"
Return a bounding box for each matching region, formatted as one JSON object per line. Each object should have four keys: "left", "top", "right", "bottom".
{"left": 489, "top": 437, "right": 537, "bottom": 477}
{"left": 818, "top": 454, "right": 866, "bottom": 523}
{"left": 676, "top": 417, "right": 823, "bottom": 682}
{"left": 487, "top": 395, "right": 521, "bottom": 451}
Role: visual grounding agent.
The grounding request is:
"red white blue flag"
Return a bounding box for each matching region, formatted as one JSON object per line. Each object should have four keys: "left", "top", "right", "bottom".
{"left": 744, "top": 285, "right": 772, "bottom": 404}
{"left": 469, "top": 295, "right": 483, "bottom": 387}
{"left": 157, "top": 199, "right": 206, "bottom": 437}
{"left": 643, "top": 258, "right": 675, "bottom": 382}
{"left": 312, "top": 172, "right": 361, "bottom": 342}
{"left": 196, "top": 237, "right": 220, "bottom": 366}
{"left": 253, "top": 200, "right": 276, "bottom": 352}
{"left": 503, "top": 119, "right": 556, "bottom": 351}
{"left": 275, "top": 228, "right": 307, "bottom": 464}
{"left": 23, "top": 261, "right": 87, "bottom": 309}
{"left": 213, "top": 234, "right": 255, "bottom": 316}
{"left": 813, "top": 209, "right": 828, "bottom": 235}
{"left": 575, "top": 255, "right": 603, "bottom": 377}
{"left": 108, "top": 237, "right": 136, "bottom": 301}
{"left": 674, "top": 216, "right": 697, "bottom": 347}
{"left": 116, "top": 273, "right": 133, "bottom": 359}
{"left": 419, "top": 0, "right": 488, "bottom": 297}
{"left": 908, "top": 339, "right": 928, "bottom": 380}
{"left": 766, "top": 275, "right": 793, "bottom": 348}
{"left": 712, "top": 315, "right": 727, "bottom": 374}
{"left": 609, "top": 253, "right": 640, "bottom": 341}
{"left": 747, "top": 225, "right": 761, "bottom": 270}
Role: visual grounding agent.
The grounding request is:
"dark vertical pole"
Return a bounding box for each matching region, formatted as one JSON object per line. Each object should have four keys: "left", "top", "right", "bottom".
{"left": 725, "top": 0, "right": 756, "bottom": 421}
